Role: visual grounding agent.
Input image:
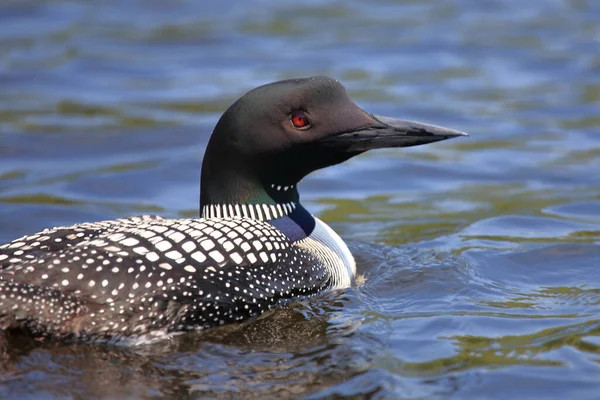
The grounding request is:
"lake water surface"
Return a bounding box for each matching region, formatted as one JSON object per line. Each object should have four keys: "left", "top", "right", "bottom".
{"left": 1, "top": 0, "right": 600, "bottom": 398}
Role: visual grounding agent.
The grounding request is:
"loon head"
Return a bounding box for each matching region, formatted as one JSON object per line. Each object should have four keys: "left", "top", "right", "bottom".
{"left": 200, "top": 76, "right": 467, "bottom": 218}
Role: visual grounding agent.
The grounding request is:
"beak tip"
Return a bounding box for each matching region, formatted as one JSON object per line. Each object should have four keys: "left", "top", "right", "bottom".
{"left": 442, "top": 128, "right": 469, "bottom": 139}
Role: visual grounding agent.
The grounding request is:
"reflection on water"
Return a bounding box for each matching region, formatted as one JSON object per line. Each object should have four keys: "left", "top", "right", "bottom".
{"left": 1, "top": 0, "right": 600, "bottom": 398}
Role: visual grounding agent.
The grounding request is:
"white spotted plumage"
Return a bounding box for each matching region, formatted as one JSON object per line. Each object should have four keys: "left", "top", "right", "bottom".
{"left": 0, "top": 210, "right": 355, "bottom": 343}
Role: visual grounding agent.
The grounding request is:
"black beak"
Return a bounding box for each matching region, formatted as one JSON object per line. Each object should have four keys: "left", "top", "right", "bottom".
{"left": 320, "top": 113, "right": 468, "bottom": 152}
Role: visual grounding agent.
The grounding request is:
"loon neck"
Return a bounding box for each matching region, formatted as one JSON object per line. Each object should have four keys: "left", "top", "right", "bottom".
{"left": 199, "top": 139, "right": 308, "bottom": 222}
{"left": 201, "top": 201, "right": 297, "bottom": 220}
{"left": 200, "top": 172, "right": 304, "bottom": 222}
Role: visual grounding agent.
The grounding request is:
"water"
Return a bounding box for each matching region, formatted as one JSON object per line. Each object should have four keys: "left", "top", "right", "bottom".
{"left": 1, "top": 0, "right": 600, "bottom": 398}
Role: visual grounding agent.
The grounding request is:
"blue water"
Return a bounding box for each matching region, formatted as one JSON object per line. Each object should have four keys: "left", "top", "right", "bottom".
{"left": 1, "top": 0, "right": 600, "bottom": 398}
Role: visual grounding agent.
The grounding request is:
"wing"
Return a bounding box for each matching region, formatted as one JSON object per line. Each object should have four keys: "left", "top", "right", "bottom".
{"left": 0, "top": 216, "right": 330, "bottom": 342}
{"left": 0, "top": 215, "right": 166, "bottom": 260}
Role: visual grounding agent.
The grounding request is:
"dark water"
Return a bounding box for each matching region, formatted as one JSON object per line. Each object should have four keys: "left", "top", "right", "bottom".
{"left": 1, "top": 0, "right": 600, "bottom": 398}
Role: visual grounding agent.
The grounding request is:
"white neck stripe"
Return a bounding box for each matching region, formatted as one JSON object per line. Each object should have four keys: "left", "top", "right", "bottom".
{"left": 271, "top": 184, "right": 295, "bottom": 192}
{"left": 201, "top": 202, "right": 297, "bottom": 220}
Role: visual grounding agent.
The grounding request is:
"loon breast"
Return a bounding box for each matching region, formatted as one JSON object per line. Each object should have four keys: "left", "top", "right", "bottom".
{"left": 296, "top": 217, "right": 355, "bottom": 289}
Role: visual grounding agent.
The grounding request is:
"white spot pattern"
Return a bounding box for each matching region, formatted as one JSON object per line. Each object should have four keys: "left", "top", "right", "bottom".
{"left": 0, "top": 212, "right": 354, "bottom": 344}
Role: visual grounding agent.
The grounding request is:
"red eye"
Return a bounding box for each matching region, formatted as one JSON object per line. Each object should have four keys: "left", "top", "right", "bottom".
{"left": 290, "top": 110, "right": 310, "bottom": 129}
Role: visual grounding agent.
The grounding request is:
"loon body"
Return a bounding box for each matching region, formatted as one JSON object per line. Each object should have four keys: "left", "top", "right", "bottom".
{"left": 0, "top": 77, "right": 466, "bottom": 344}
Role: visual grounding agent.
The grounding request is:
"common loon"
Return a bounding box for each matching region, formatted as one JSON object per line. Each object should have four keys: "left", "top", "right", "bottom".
{"left": 0, "top": 77, "right": 467, "bottom": 344}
